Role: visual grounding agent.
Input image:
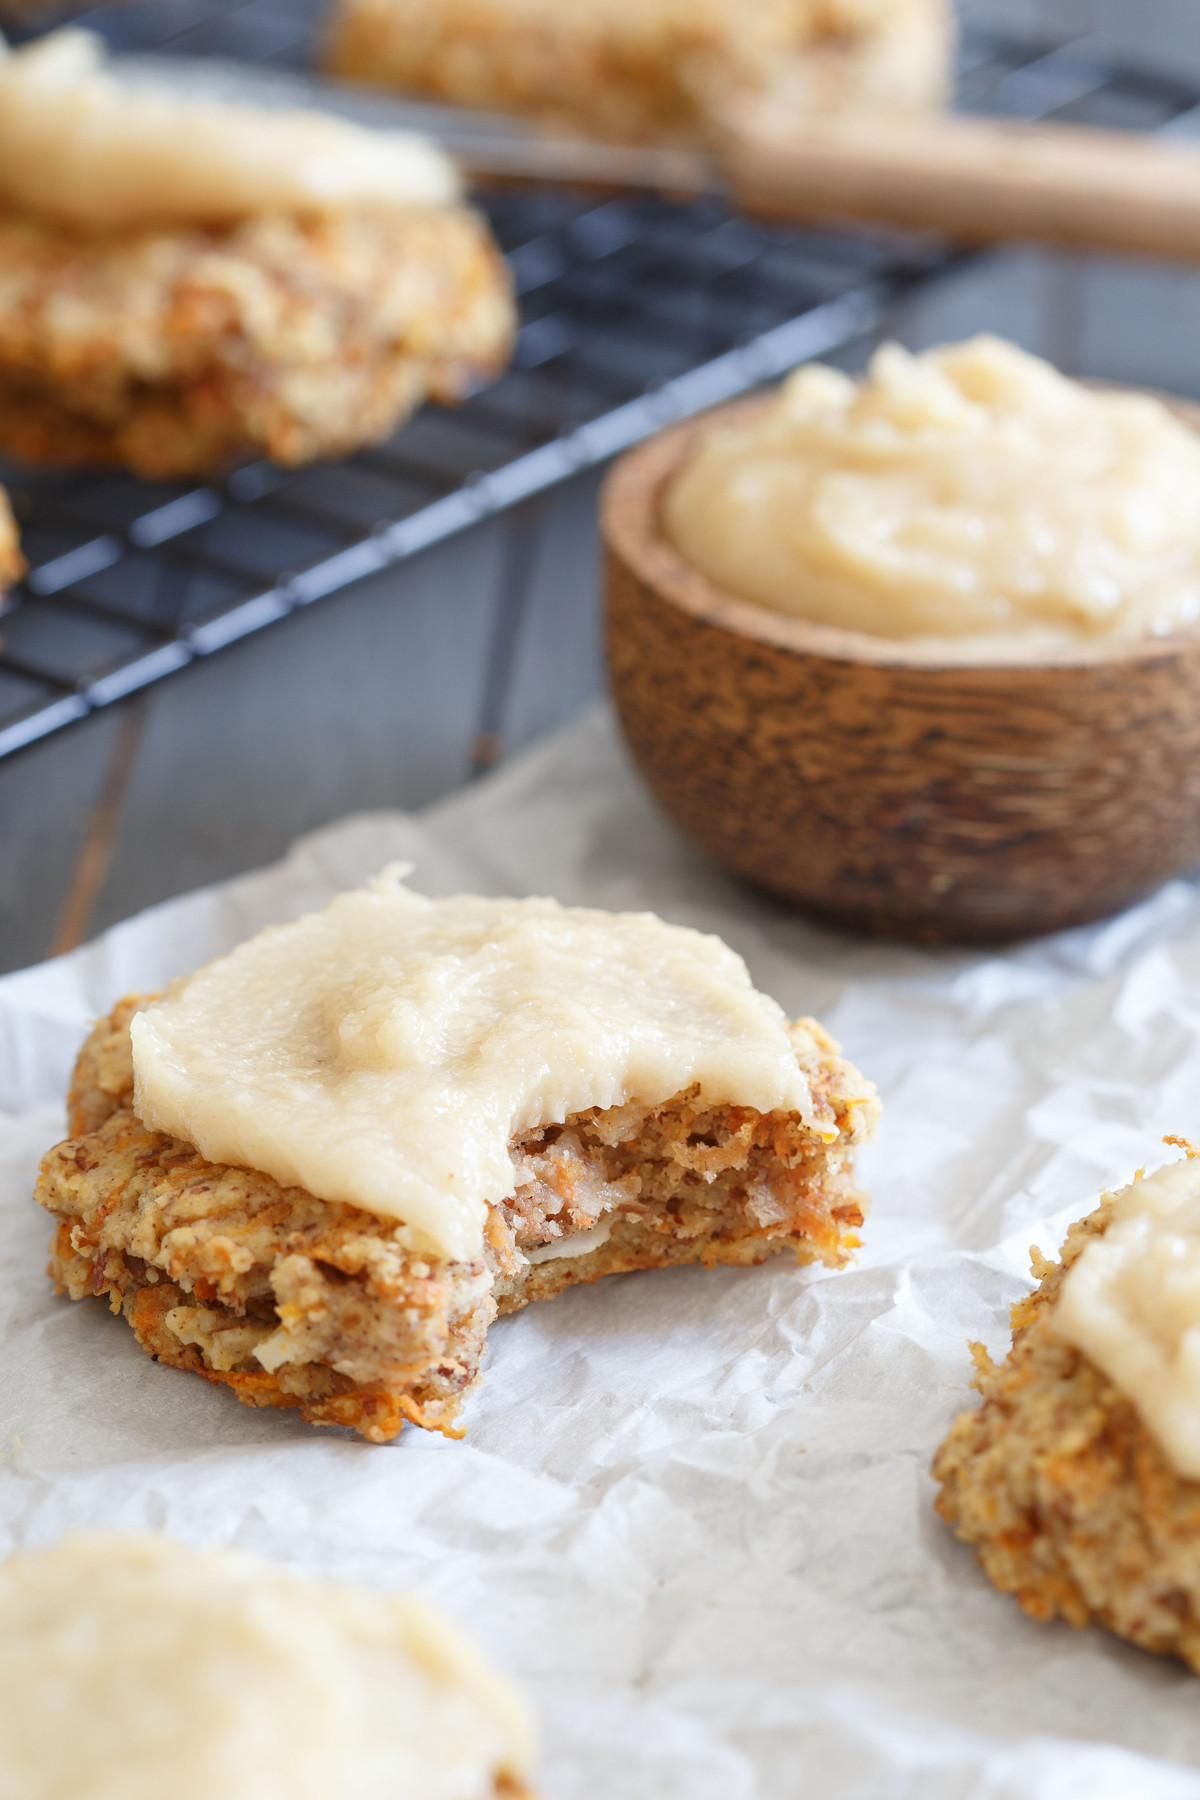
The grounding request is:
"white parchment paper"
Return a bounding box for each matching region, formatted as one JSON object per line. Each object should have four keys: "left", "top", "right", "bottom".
{"left": 7, "top": 704, "right": 1200, "bottom": 1798}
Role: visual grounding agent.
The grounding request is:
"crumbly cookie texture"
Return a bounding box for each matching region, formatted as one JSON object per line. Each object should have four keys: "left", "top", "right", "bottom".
{"left": 38, "top": 995, "right": 878, "bottom": 1443}
{"left": 0, "top": 205, "right": 513, "bottom": 477}
{"left": 324, "top": 0, "right": 950, "bottom": 147}
{"left": 933, "top": 1190, "right": 1200, "bottom": 1671}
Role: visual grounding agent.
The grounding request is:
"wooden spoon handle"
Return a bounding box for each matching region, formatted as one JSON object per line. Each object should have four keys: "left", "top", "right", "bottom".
{"left": 721, "top": 108, "right": 1200, "bottom": 262}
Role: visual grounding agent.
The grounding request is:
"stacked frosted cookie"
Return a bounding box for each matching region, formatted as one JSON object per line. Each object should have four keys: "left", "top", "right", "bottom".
{"left": 36, "top": 868, "right": 877, "bottom": 1442}
{"left": 0, "top": 1534, "right": 537, "bottom": 1799}
{"left": 0, "top": 30, "right": 514, "bottom": 476}
{"left": 324, "top": 0, "right": 951, "bottom": 148}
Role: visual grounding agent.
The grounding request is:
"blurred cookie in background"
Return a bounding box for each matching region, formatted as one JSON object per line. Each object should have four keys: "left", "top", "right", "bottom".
{"left": 0, "top": 1533, "right": 538, "bottom": 1800}
{"left": 324, "top": 0, "right": 952, "bottom": 148}
{"left": 935, "top": 1146, "right": 1200, "bottom": 1673}
{"left": 0, "top": 30, "right": 514, "bottom": 477}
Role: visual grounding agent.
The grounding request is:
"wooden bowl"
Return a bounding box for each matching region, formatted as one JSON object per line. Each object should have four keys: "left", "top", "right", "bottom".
{"left": 602, "top": 394, "right": 1200, "bottom": 944}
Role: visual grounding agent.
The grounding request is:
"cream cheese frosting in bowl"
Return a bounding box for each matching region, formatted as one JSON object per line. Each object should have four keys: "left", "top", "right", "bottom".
{"left": 603, "top": 334, "right": 1200, "bottom": 941}
{"left": 663, "top": 335, "right": 1200, "bottom": 659}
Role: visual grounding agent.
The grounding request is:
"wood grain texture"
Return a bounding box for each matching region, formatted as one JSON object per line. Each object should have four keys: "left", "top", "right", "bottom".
{"left": 722, "top": 109, "right": 1200, "bottom": 265}
{"left": 0, "top": 467, "right": 607, "bottom": 976}
{"left": 0, "top": 707, "right": 120, "bottom": 972}
{"left": 49, "top": 696, "right": 147, "bottom": 957}
{"left": 89, "top": 525, "right": 502, "bottom": 936}
{"left": 602, "top": 399, "right": 1200, "bottom": 944}
{"left": 499, "top": 469, "right": 604, "bottom": 757}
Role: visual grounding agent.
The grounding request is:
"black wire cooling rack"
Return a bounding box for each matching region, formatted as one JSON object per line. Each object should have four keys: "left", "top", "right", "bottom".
{"left": 0, "top": 2, "right": 1198, "bottom": 759}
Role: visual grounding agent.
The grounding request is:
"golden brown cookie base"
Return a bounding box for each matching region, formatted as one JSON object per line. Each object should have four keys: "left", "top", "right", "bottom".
{"left": 45, "top": 1177, "right": 858, "bottom": 1444}
{"left": 324, "top": 0, "right": 950, "bottom": 147}
{"left": 38, "top": 997, "right": 875, "bottom": 1442}
{"left": 933, "top": 1197, "right": 1200, "bottom": 1671}
{"left": 0, "top": 204, "right": 513, "bottom": 477}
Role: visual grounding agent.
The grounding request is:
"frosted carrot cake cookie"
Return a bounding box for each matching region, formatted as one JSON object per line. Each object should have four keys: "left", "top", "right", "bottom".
{"left": 37, "top": 867, "right": 878, "bottom": 1442}
{"left": 0, "top": 30, "right": 514, "bottom": 477}
{"left": 324, "top": 0, "right": 951, "bottom": 149}
{"left": 0, "top": 1533, "right": 536, "bottom": 1799}
{"left": 664, "top": 334, "right": 1200, "bottom": 656}
{"left": 934, "top": 1143, "right": 1200, "bottom": 1671}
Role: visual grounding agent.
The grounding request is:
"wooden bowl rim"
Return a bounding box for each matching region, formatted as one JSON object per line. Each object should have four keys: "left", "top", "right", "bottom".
{"left": 601, "top": 385, "right": 1200, "bottom": 673}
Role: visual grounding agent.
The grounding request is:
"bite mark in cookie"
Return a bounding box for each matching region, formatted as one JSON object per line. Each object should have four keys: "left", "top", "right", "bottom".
{"left": 39, "top": 995, "right": 875, "bottom": 1442}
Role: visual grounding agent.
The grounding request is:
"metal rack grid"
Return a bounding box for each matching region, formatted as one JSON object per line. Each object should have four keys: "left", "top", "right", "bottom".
{"left": 0, "top": 5, "right": 1196, "bottom": 760}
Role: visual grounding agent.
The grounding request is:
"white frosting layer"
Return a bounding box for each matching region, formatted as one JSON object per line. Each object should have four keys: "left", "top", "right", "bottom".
{"left": 0, "top": 1534, "right": 534, "bottom": 1800}
{"left": 1055, "top": 1154, "right": 1200, "bottom": 1478}
{"left": 665, "top": 334, "right": 1200, "bottom": 652}
{"left": 131, "top": 868, "right": 818, "bottom": 1261}
{"left": 0, "top": 30, "right": 460, "bottom": 231}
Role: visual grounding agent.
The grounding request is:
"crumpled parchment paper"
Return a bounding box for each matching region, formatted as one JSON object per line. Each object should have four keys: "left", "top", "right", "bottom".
{"left": 6, "top": 704, "right": 1200, "bottom": 1799}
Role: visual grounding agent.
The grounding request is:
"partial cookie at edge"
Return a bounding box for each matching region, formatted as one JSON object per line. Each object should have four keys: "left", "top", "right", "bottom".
{"left": 933, "top": 1193, "right": 1200, "bottom": 1671}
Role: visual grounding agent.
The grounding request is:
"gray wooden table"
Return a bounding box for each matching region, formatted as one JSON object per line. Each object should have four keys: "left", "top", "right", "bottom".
{"left": 4, "top": 0, "right": 1200, "bottom": 975}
